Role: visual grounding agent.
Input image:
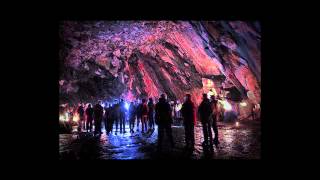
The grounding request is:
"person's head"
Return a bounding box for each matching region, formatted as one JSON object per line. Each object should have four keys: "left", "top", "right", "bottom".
{"left": 160, "top": 94, "right": 166, "bottom": 100}
{"left": 88, "top": 103, "right": 91, "bottom": 108}
{"left": 120, "top": 99, "right": 124, "bottom": 102}
{"left": 149, "top": 97, "right": 153, "bottom": 102}
{"left": 210, "top": 95, "right": 216, "bottom": 101}
{"left": 142, "top": 99, "right": 146, "bottom": 103}
{"left": 98, "top": 100, "right": 102, "bottom": 104}
{"left": 185, "top": 94, "right": 191, "bottom": 101}
{"left": 202, "top": 93, "right": 208, "bottom": 100}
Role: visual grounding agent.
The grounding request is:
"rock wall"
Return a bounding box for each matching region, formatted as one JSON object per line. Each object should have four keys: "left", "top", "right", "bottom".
{"left": 59, "top": 21, "right": 261, "bottom": 106}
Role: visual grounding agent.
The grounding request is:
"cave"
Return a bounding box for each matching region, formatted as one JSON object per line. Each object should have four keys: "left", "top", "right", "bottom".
{"left": 59, "top": 21, "right": 261, "bottom": 160}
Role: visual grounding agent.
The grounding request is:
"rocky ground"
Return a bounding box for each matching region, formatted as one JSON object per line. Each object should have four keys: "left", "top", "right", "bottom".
{"left": 59, "top": 119, "right": 260, "bottom": 160}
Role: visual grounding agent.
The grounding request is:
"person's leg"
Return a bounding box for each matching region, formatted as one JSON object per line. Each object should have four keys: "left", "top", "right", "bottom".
{"left": 99, "top": 118, "right": 102, "bottom": 133}
{"left": 136, "top": 116, "right": 140, "bottom": 131}
{"left": 94, "top": 120, "right": 97, "bottom": 134}
{"left": 142, "top": 116, "right": 144, "bottom": 131}
{"left": 89, "top": 120, "right": 93, "bottom": 132}
{"left": 166, "top": 123, "right": 174, "bottom": 147}
{"left": 115, "top": 119, "right": 118, "bottom": 134}
{"left": 202, "top": 121, "right": 208, "bottom": 145}
{"left": 133, "top": 117, "right": 135, "bottom": 132}
{"left": 167, "top": 124, "right": 174, "bottom": 148}
{"left": 144, "top": 116, "right": 148, "bottom": 131}
{"left": 190, "top": 123, "right": 195, "bottom": 148}
{"left": 123, "top": 116, "right": 126, "bottom": 133}
{"left": 131, "top": 120, "right": 134, "bottom": 132}
{"left": 212, "top": 120, "right": 219, "bottom": 145}
{"left": 110, "top": 118, "right": 114, "bottom": 133}
{"left": 157, "top": 125, "right": 164, "bottom": 150}
{"left": 141, "top": 117, "right": 144, "bottom": 132}
{"left": 184, "top": 123, "right": 189, "bottom": 147}
{"left": 78, "top": 119, "right": 82, "bottom": 132}
{"left": 208, "top": 122, "right": 213, "bottom": 147}
{"left": 151, "top": 114, "right": 154, "bottom": 129}
{"left": 122, "top": 117, "right": 124, "bottom": 133}
{"left": 119, "top": 116, "right": 122, "bottom": 133}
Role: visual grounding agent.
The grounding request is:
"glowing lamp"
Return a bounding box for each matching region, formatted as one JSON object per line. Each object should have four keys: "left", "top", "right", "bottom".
{"left": 59, "top": 115, "right": 65, "bottom": 121}
{"left": 60, "top": 114, "right": 68, "bottom": 122}
{"left": 240, "top": 102, "right": 247, "bottom": 107}
{"left": 65, "top": 112, "right": 69, "bottom": 121}
{"left": 73, "top": 114, "right": 79, "bottom": 122}
{"left": 236, "top": 122, "right": 239, "bottom": 127}
{"left": 176, "top": 103, "right": 182, "bottom": 111}
{"left": 125, "top": 102, "right": 130, "bottom": 110}
{"left": 220, "top": 100, "right": 232, "bottom": 111}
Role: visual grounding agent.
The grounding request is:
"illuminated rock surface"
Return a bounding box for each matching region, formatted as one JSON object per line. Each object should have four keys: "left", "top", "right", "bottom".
{"left": 59, "top": 21, "right": 260, "bottom": 105}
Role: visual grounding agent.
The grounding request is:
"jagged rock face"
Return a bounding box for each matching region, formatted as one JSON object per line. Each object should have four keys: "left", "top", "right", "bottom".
{"left": 59, "top": 21, "right": 261, "bottom": 105}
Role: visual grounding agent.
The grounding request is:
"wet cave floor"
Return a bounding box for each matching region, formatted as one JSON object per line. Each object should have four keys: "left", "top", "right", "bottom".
{"left": 60, "top": 119, "right": 260, "bottom": 160}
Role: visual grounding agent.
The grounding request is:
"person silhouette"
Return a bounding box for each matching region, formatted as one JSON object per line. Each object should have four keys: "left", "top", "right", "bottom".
{"left": 148, "top": 98, "right": 155, "bottom": 130}
{"left": 85, "top": 104, "right": 94, "bottom": 132}
{"left": 210, "top": 96, "right": 220, "bottom": 147}
{"left": 128, "top": 101, "right": 136, "bottom": 133}
{"left": 181, "top": 94, "right": 195, "bottom": 150}
{"left": 119, "top": 99, "right": 126, "bottom": 133}
{"left": 77, "top": 103, "right": 85, "bottom": 132}
{"left": 155, "top": 94, "right": 174, "bottom": 151}
{"left": 93, "top": 101, "right": 103, "bottom": 135}
{"left": 141, "top": 99, "right": 148, "bottom": 133}
{"left": 198, "top": 94, "right": 213, "bottom": 151}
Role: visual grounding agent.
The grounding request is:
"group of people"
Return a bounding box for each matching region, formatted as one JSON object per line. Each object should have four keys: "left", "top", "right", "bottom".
{"left": 180, "top": 93, "right": 220, "bottom": 151}
{"left": 75, "top": 98, "right": 156, "bottom": 136}
{"left": 71, "top": 93, "right": 220, "bottom": 151}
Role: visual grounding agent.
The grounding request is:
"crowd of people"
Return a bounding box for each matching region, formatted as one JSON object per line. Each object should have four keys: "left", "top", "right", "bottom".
{"left": 62, "top": 93, "right": 222, "bottom": 151}
{"left": 74, "top": 98, "right": 157, "bottom": 136}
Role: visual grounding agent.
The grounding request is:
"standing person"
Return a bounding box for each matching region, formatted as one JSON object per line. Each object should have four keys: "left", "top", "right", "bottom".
{"left": 94, "top": 101, "right": 103, "bottom": 135}
{"left": 147, "top": 98, "right": 155, "bottom": 130}
{"left": 114, "top": 100, "right": 120, "bottom": 135}
{"left": 119, "top": 99, "right": 126, "bottom": 133}
{"left": 210, "top": 96, "right": 220, "bottom": 147}
{"left": 155, "top": 94, "right": 174, "bottom": 151}
{"left": 128, "top": 102, "right": 136, "bottom": 133}
{"left": 181, "top": 94, "right": 195, "bottom": 150}
{"left": 85, "top": 104, "right": 94, "bottom": 132}
{"left": 198, "top": 94, "right": 213, "bottom": 150}
{"left": 136, "top": 99, "right": 142, "bottom": 132}
{"left": 141, "top": 99, "right": 148, "bottom": 133}
{"left": 103, "top": 103, "right": 109, "bottom": 135}
{"left": 77, "top": 103, "right": 85, "bottom": 132}
{"left": 108, "top": 104, "right": 115, "bottom": 134}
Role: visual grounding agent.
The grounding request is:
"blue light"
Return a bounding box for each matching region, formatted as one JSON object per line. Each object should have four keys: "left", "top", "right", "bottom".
{"left": 125, "top": 102, "right": 130, "bottom": 110}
